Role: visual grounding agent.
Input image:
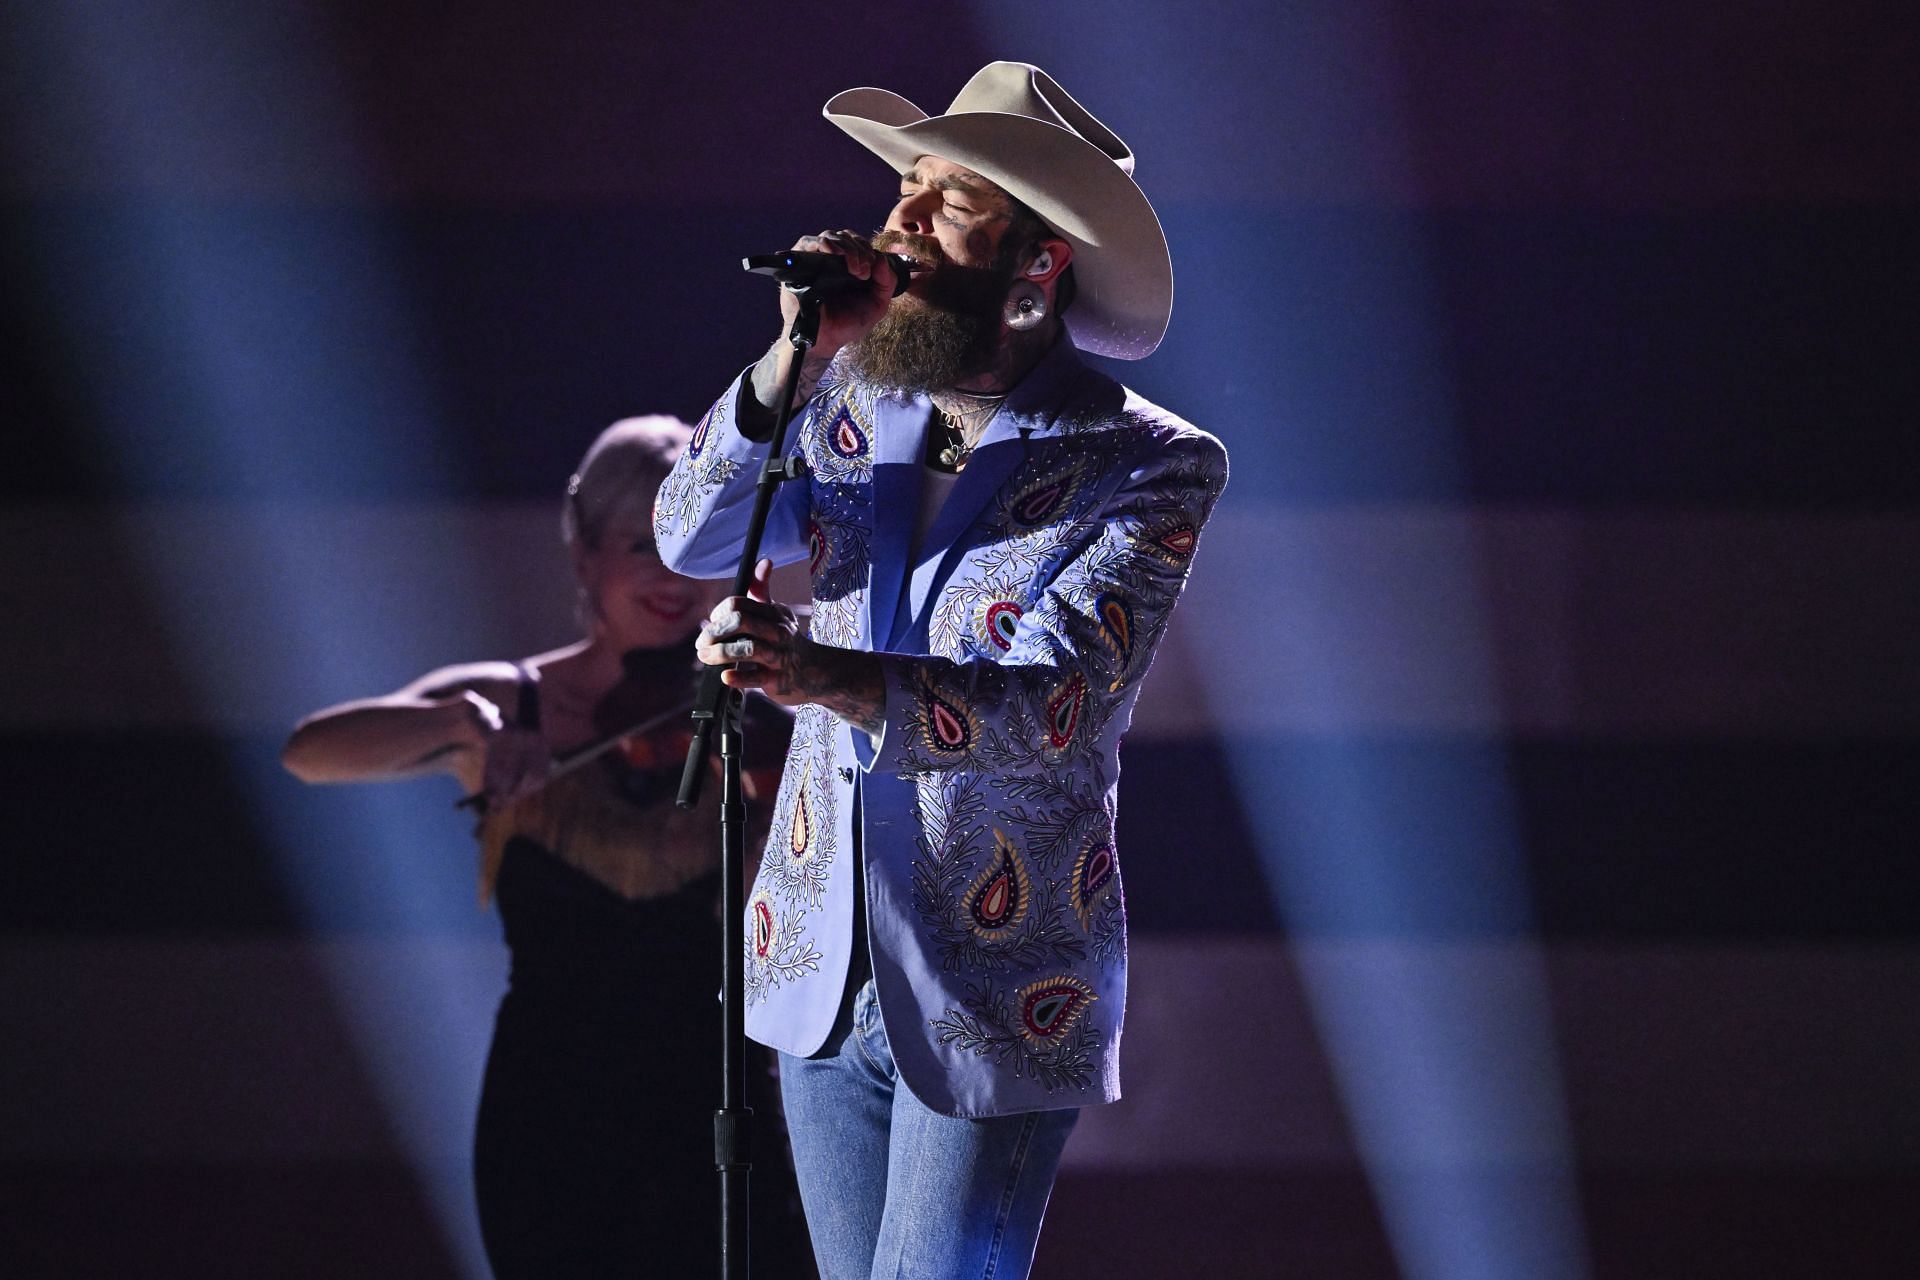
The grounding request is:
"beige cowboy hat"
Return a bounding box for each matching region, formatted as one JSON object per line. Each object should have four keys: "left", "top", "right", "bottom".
{"left": 824, "top": 61, "right": 1172, "bottom": 360}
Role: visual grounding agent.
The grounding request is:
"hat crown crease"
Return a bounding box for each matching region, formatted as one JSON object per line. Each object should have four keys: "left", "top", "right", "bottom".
{"left": 949, "top": 62, "right": 1134, "bottom": 175}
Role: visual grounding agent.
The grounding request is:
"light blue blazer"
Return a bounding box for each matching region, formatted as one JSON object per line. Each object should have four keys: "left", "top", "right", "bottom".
{"left": 655, "top": 339, "right": 1226, "bottom": 1118}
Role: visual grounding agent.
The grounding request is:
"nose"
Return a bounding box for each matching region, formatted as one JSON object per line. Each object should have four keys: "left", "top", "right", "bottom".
{"left": 888, "top": 189, "right": 938, "bottom": 236}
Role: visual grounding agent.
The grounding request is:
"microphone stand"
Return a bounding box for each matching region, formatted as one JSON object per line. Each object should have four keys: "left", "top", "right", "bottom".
{"left": 677, "top": 283, "right": 825, "bottom": 1280}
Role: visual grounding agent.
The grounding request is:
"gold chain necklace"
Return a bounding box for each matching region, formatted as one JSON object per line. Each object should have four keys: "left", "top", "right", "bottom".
{"left": 928, "top": 390, "right": 1006, "bottom": 472}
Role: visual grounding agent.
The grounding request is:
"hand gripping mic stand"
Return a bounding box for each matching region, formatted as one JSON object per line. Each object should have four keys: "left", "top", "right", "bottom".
{"left": 677, "top": 253, "right": 876, "bottom": 1279}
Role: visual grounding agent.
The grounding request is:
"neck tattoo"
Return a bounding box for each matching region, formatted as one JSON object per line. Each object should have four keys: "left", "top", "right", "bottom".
{"left": 926, "top": 388, "right": 1007, "bottom": 472}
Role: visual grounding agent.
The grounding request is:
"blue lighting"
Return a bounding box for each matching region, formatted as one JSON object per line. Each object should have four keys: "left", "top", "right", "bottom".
{"left": 19, "top": 4, "right": 504, "bottom": 1273}
{"left": 971, "top": 4, "right": 1594, "bottom": 1273}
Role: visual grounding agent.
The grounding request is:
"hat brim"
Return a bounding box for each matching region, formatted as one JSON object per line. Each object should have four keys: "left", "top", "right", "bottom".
{"left": 825, "top": 88, "right": 1172, "bottom": 360}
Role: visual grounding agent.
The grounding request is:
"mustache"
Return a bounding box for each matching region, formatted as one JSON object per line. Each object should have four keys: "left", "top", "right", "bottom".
{"left": 870, "top": 229, "right": 945, "bottom": 269}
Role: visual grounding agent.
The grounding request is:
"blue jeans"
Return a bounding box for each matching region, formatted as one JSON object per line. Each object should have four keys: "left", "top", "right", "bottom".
{"left": 777, "top": 979, "right": 1079, "bottom": 1280}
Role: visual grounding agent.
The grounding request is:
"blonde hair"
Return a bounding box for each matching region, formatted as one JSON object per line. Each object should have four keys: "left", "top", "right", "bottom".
{"left": 562, "top": 415, "right": 692, "bottom": 548}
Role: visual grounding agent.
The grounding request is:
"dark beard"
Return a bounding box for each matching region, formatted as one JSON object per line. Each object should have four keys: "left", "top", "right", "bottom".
{"left": 845, "top": 237, "right": 1021, "bottom": 394}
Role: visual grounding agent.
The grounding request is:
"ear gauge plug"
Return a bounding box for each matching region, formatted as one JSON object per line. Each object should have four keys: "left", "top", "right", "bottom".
{"left": 1003, "top": 281, "right": 1047, "bottom": 330}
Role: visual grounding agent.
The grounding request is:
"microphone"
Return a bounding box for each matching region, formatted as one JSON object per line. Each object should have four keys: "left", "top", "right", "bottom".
{"left": 743, "top": 250, "right": 916, "bottom": 298}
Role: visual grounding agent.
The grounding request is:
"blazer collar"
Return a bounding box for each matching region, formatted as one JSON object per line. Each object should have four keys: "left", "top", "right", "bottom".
{"left": 966, "top": 335, "right": 1091, "bottom": 450}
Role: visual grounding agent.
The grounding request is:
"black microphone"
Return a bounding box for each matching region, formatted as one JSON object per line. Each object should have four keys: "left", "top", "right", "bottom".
{"left": 743, "top": 250, "right": 916, "bottom": 297}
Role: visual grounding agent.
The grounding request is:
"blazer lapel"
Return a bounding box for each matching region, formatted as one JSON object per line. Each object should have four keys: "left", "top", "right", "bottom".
{"left": 864, "top": 389, "right": 930, "bottom": 653}
{"left": 896, "top": 431, "right": 1024, "bottom": 645}
{"left": 893, "top": 340, "right": 1091, "bottom": 647}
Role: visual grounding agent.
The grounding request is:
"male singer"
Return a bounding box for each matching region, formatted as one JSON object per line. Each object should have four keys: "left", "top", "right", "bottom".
{"left": 655, "top": 62, "right": 1228, "bottom": 1280}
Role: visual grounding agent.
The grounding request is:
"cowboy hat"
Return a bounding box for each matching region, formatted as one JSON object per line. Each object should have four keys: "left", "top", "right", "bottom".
{"left": 823, "top": 61, "right": 1172, "bottom": 360}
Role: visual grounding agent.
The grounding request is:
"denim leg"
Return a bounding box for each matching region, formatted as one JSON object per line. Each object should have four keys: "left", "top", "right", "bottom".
{"left": 778, "top": 983, "right": 895, "bottom": 1280}
{"left": 863, "top": 997, "right": 1079, "bottom": 1280}
{"left": 781, "top": 980, "right": 1079, "bottom": 1280}
{"left": 869, "top": 1097, "right": 1076, "bottom": 1280}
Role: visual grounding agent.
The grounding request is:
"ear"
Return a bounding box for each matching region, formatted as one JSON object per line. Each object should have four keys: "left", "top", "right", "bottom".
{"left": 1022, "top": 237, "right": 1073, "bottom": 285}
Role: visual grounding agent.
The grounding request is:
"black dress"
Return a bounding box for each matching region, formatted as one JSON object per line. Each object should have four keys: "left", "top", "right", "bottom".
{"left": 470, "top": 660, "right": 810, "bottom": 1278}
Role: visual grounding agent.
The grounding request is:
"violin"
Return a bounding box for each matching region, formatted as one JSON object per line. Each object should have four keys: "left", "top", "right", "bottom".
{"left": 591, "top": 645, "right": 702, "bottom": 776}
{"left": 461, "top": 643, "right": 789, "bottom": 815}
{"left": 600, "top": 644, "right": 792, "bottom": 802}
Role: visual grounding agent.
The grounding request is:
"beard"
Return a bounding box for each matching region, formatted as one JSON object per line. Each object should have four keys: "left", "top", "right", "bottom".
{"left": 844, "top": 230, "right": 1021, "bottom": 394}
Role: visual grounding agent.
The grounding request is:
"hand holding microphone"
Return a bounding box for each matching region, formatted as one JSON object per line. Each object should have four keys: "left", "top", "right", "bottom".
{"left": 744, "top": 249, "right": 917, "bottom": 298}
{"left": 739, "top": 229, "right": 925, "bottom": 439}
{"left": 750, "top": 229, "right": 919, "bottom": 359}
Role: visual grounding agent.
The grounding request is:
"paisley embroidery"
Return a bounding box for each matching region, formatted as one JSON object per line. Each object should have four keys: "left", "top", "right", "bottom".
{"left": 1016, "top": 482, "right": 1064, "bottom": 525}
{"left": 1017, "top": 975, "right": 1098, "bottom": 1047}
{"left": 687, "top": 405, "right": 713, "bottom": 459}
{"left": 1069, "top": 840, "right": 1117, "bottom": 931}
{"left": 931, "top": 977, "right": 1102, "bottom": 1092}
{"left": 750, "top": 891, "right": 776, "bottom": 959}
{"left": 965, "top": 831, "right": 1033, "bottom": 944}
{"left": 745, "top": 713, "right": 841, "bottom": 1007}
{"left": 1155, "top": 523, "right": 1197, "bottom": 559}
{"left": 909, "top": 675, "right": 982, "bottom": 765}
{"left": 789, "top": 780, "right": 812, "bottom": 861}
{"left": 807, "top": 521, "right": 830, "bottom": 576}
{"left": 829, "top": 405, "right": 869, "bottom": 459}
{"left": 743, "top": 893, "right": 823, "bottom": 1007}
{"left": 761, "top": 709, "right": 835, "bottom": 911}
{"left": 1005, "top": 456, "right": 1093, "bottom": 532}
{"left": 933, "top": 700, "right": 971, "bottom": 750}
{"left": 980, "top": 599, "right": 1024, "bottom": 651}
{"left": 911, "top": 776, "right": 1086, "bottom": 977}
{"left": 1045, "top": 674, "right": 1088, "bottom": 751}
{"left": 803, "top": 384, "right": 878, "bottom": 488}
{"left": 1092, "top": 592, "right": 1135, "bottom": 687}
{"left": 930, "top": 574, "right": 1028, "bottom": 661}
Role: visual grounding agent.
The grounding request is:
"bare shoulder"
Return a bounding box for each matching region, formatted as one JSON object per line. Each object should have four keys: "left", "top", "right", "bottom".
{"left": 523, "top": 641, "right": 591, "bottom": 674}
{"left": 516, "top": 641, "right": 598, "bottom": 693}
{"left": 398, "top": 660, "right": 525, "bottom": 702}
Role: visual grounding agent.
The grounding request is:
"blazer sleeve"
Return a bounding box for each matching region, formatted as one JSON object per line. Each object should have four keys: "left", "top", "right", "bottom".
{"left": 862, "top": 424, "right": 1227, "bottom": 777}
{"left": 653, "top": 370, "right": 813, "bottom": 578}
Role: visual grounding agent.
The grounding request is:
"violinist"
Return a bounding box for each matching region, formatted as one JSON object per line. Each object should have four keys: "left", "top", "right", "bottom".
{"left": 282, "top": 416, "right": 810, "bottom": 1279}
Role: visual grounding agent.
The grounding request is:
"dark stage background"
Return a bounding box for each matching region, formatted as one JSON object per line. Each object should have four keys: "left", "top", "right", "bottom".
{"left": 4, "top": 3, "right": 1918, "bottom": 1277}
